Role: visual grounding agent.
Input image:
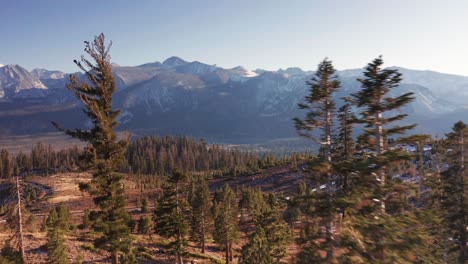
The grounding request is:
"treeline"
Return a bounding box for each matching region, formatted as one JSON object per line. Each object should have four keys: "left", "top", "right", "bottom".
{"left": 0, "top": 136, "right": 285, "bottom": 179}
{"left": 0, "top": 144, "right": 81, "bottom": 178}
{"left": 123, "top": 136, "right": 282, "bottom": 177}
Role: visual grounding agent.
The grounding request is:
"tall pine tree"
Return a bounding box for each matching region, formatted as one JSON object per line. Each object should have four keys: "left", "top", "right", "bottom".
{"left": 240, "top": 226, "right": 272, "bottom": 264}
{"left": 340, "top": 56, "right": 431, "bottom": 263}
{"left": 45, "top": 205, "right": 70, "bottom": 264}
{"left": 293, "top": 58, "right": 340, "bottom": 261}
{"left": 213, "top": 184, "right": 238, "bottom": 264}
{"left": 440, "top": 121, "right": 467, "bottom": 263}
{"left": 52, "top": 33, "right": 132, "bottom": 264}
{"left": 188, "top": 176, "right": 211, "bottom": 253}
{"left": 153, "top": 169, "right": 188, "bottom": 264}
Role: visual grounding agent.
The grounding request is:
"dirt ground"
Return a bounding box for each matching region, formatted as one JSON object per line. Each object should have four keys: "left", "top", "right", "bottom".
{"left": 1, "top": 165, "right": 306, "bottom": 263}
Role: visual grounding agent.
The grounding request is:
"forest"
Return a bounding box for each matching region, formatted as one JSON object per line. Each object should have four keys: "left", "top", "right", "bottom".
{"left": 0, "top": 34, "right": 466, "bottom": 264}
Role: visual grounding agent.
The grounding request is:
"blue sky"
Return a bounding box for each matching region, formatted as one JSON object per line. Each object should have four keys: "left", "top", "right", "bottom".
{"left": 2, "top": 0, "right": 468, "bottom": 75}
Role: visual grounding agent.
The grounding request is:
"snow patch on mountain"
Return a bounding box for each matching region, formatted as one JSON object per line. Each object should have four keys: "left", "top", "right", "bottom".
{"left": 229, "top": 66, "right": 258, "bottom": 78}
{"left": 163, "top": 56, "right": 189, "bottom": 68}
{"left": 0, "top": 65, "right": 47, "bottom": 98}
{"left": 31, "top": 68, "right": 66, "bottom": 79}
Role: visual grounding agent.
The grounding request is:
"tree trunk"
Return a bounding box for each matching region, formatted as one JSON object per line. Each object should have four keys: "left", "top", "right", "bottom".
{"left": 225, "top": 243, "right": 230, "bottom": 264}
{"left": 111, "top": 252, "right": 119, "bottom": 264}
{"left": 177, "top": 253, "right": 183, "bottom": 264}
{"left": 375, "top": 111, "right": 386, "bottom": 213}
{"left": 229, "top": 242, "right": 234, "bottom": 261}
{"left": 201, "top": 217, "right": 206, "bottom": 253}
{"left": 16, "top": 176, "right": 26, "bottom": 264}
{"left": 201, "top": 236, "right": 205, "bottom": 253}
{"left": 325, "top": 104, "right": 334, "bottom": 260}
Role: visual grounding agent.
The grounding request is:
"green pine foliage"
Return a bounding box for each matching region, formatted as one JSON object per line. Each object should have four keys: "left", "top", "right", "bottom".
{"left": 213, "top": 184, "right": 239, "bottom": 264}
{"left": 52, "top": 33, "right": 133, "bottom": 264}
{"left": 240, "top": 226, "right": 272, "bottom": 264}
{"left": 188, "top": 176, "right": 211, "bottom": 253}
{"left": 294, "top": 58, "right": 340, "bottom": 161}
{"left": 0, "top": 149, "right": 12, "bottom": 179}
{"left": 153, "top": 169, "right": 189, "bottom": 264}
{"left": 239, "top": 188, "right": 292, "bottom": 263}
{"left": 137, "top": 215, "right": 153, "bottom": 238}
{"left": 351, "top": 55, "right": 415, "bottom": 153}
{"left": 46, "top": 204, "right": 71, "bottom": 264}
{"left": 0, "top": 241, "right": 22, "bottom": 264}
{"left": 440, "top": 121, "right": 467, "bottom": 263}
{"left": 124, "top": 136, "right": 268, "bottom": 178}
{"left": 140, "top": 198, "right": 149, "bottom": 213}
{"left": 293, "top": 58, "right": 342, "bottom": 261}
{"left": 338, "top": 56, "right": 434, "bottom": 263}
{"left": 334, "top": 102, "right": 355, "bottom": 161}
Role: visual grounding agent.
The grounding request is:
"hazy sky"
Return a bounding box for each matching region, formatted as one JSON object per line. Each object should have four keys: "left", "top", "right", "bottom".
{"left": 2, "top": 0, "right": 468, "bottom": 75}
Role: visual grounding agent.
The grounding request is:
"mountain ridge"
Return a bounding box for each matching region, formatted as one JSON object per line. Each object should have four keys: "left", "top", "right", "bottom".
{"left": 0, "top": 57, "right": 466, "bottom": 143}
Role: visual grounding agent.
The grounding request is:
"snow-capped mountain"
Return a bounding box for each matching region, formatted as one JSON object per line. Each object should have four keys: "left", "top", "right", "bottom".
{"left": 31, "top": 68, "right": 66, "bottom": 80}
{"left": 1, "top": 57, "right": 466, "bottom": 141}
{"left": 0, "top": 65, "right": 47, "bottom": 98}
{"left": 162, "top": 56, "right": 189, "bottom": 68}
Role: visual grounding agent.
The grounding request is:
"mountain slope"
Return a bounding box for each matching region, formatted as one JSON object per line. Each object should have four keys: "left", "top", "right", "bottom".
{"left": 0, "top": 58, "right": 466, "bottom": 143}
{"left": 0, "top": 65, "right": 47, "bottom": 98}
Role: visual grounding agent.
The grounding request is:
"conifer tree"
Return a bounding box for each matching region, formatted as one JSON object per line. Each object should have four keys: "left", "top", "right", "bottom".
{"left": 339, "top": 56, "right": 430, "bottom": 263}
{"left": 52, "top": 33, "right": 132, "bottom": 264}
{"left": 294, "top": 58, "right": 340, "bottom": 162}
{"left": 1, "top": 149, "right": 12, "bottom": 179}
{"left": 240, "top": 226, "right": 272, "bottom": 264}
{"left": 333, "top": 102, "right": 355, "bottom": 220}
{"left": 153, "top": 169, "right": 188, "bottom": 264}
{"left": 256, "top": 193, "right": 292, "bottom": 264}
{"left": 440, "top": 121, "right": 467, "bottom": 263}
{"left": 140, "top": 197, "right": 149, "bottom": 213}
{"left": 188, "top": 176, "right": 211, "bottom": 253}
{"left": 352, "top": 56, "right": 415, "bottom": 155}
{"left": 137, "top": 215, "right": 153, "bottom": 239}
{"left": 293, "top": 58, "right": 340, "bottom": 261}
{"left": 334, "top": 102, "right": 354, "bottom": 161}
{"left": 213, "top": 184, "right": 238, "bottom": 264}
{"left": 45, "top": 205, "right": 70, "bottom": 264}
{"left": 350, "top": 55, "right": 415, "bottom": 210}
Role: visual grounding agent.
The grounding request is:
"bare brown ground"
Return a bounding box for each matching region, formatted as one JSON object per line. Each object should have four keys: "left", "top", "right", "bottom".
{"left": 1, "top": 163, "right": 309, "bottom": 263}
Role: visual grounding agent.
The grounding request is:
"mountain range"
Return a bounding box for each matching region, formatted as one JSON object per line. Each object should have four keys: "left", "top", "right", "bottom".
{"left": 0, "top": 57, "right": 467, "bottom": 144}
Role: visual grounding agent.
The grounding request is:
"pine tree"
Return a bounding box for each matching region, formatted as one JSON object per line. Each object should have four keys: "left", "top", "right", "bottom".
{"left": 339, "top": 56, "right": 431, "bottom": 263}
{"left": 137, "top": 216, "right": 153, "bottom": 239}
{"left": 334, "top": 102, "right": 354, "bottom": 161}
{"left": 294, "top": 58, "right": 340, "bottom": 162}
{"left": 153, "top": 169, "right": 188, "bottom": 264}
{"left": 188, "top": 176, "right": 211, "bottom": 253}
{"left": 352, "top": 56, "right": 415, "bottom": 156}
{"left": 254, "top": 192, "right": 292, "bottom": 264}
{"left": 240, "top": 226, "right": 272, "bottom": 264}
{"left": 213, "top": 184, "right": 238, "bottom": 264}
{"left": 0, "top": 241, "right": 22, "bottom": 264}
{"left": 350, "top": 55, "right": 415, "bottom": 211}
{"left": 46, "top": 205, "right": 70, "bottom": 264}
{"left": 52, "top": 33, "right": 132, "bottom": 264}
{"left": 333, "top": 102, "right": 355, "bottom": 221}
{"left": 1, "top": 149, "right": 12, "bottom": 179}
{"left": 293, "top": 58, "right": 341, "bottom": 261}
{"left": 140, "top": 197, "right": 149, "bottom": 213}
{"left": 440, "top": 121, "right": 467, "bottom": 263}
